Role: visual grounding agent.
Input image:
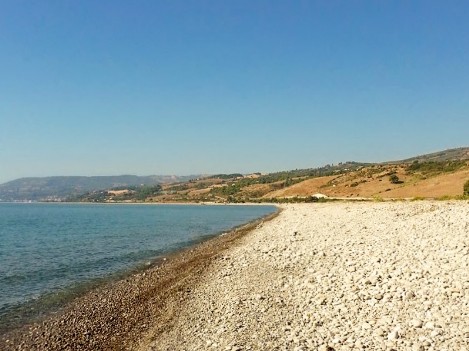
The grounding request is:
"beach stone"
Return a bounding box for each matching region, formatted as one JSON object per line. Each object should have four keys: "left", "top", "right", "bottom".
{"left": 410, "top": 319, "right": 424, "bottom": 328}
{"left": 424, "top": 321, "right": 435, "bottom": 329}
{"left": 387, "top": 330, "right": 399, "bottom": 340}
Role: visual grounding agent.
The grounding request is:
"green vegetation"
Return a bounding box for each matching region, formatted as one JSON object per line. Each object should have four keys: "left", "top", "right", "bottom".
{"left": 436, "top": 195, "right": 454, "bottom": 201}
{"left": 406, "top": 160, "right": 466, "bottom": 176}
{"left": 206, "top": 174, "right": 243, "bottom": 180}
{"left": 255, "top": 162, "right": 367, "bottom": 184}
{"left": 166, "top": 184, "right": 189, "bottom": 192}
{"left": 354, "top": 165, "right": 386, "bottom": 179}
{"left": 397, "top": 147, "right": 469, "bottom": 163}
{"left": 464, "top": 180, "right": 469, "bottom": 196}
{"left": 434, "top": 194, "right": 469, "bottom": 201}
{"left": 68, "top": 184, "right": 162, "bottom": 202}
{"left": 211, "top": 183, "right": 242, "bottom": 196}
{"left": 133, "top": 185, "right": 163, "bottom": 200}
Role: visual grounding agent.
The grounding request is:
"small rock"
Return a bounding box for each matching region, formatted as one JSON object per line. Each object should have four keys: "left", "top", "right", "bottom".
{"left": 315, "top": 294, "right": 327, "bottom": 305}
{"left": 387, "top": 330, "right": 399, "bottom": 340}
{"left": 362, "top": 322, "right": 372, "bottom": 330}
{"left": 410, "top": 319, "right": 423, "bottom": 328}
{"left": 374, "top": 327, "right": 386, "bottom": 336}
{"left": 424, "top": 321, "right": 435, "bottom": 329}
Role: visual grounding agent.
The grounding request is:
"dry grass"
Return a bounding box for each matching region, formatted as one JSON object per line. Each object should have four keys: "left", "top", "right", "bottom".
{"left": 263, "top": 165, "right": 469, "bottom": 199}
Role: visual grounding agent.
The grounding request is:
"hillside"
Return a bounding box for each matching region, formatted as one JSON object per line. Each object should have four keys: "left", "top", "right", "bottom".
{"left": 64, "top": 162, "right": 369, "bottom": 203}
{"left": 146, "top": 161, "right": 469, "bottom": 203}
{"left": 2, "top": 147, "right": 468, "bottom": 202}
{"left": 0, "top": 175, "right": 197, "bottom": 202}
{"left": 393, "top": 147, "right": 469, "bottom": 163}
{"left": 142, "top": 147, "right": 469, "bottom": 203}
{"left": 145, "top": 162, "right": 369, "bottom": 203}
{"left": 264, "top": 161, "right": 469, "bottom": 200}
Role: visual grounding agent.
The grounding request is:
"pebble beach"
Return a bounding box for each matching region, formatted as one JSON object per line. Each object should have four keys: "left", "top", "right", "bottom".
{"left": 143, "top": 201, "right": 469, "bottom": 351}
{"left": 2, "top": 201, "right": 468, "bottom": 350}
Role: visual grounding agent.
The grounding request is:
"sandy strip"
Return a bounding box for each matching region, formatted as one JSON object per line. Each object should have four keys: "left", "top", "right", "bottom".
{"left": 141, "top": 202, "right": 469, "bottom": 351}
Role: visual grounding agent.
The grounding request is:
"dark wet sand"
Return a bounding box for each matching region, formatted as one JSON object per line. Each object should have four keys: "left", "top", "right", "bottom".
{"left": 0, "top": 210, "right": 279, "bottom": 351}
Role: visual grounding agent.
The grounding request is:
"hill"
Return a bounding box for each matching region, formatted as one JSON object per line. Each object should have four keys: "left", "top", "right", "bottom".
{"left": 263, "top": 161, "right": 469, "bottom": 200}
{"left": 141, "top": 147, "right": 469, "bottom": 203}
{"left": 0, "top": 175, "right": 197, "bottom": 202}
{"left": 391, "top": 147, "right": 469, "bottom": 163}
{"left": 2, "top": 147, "right": 468, "bottom": 202}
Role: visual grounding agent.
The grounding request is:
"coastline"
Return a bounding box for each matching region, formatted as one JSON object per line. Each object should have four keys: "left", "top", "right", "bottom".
{"left": 3, "top": 201, "right": 468, "bottom": 350}
{"left": 0, "top": 208, "right": 280, "bottom": 350}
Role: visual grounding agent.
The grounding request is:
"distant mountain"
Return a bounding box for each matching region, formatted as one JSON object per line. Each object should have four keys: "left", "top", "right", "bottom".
{"left": 0, "top": 175, "right": 198, "bottom": 202}
{"left": 391, "top": 147, "right": 469, "bottom": 164}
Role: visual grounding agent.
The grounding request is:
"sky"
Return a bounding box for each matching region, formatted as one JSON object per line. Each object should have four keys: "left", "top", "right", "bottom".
{"left": 1, "top": 1, "right": 468, "bottom": 183}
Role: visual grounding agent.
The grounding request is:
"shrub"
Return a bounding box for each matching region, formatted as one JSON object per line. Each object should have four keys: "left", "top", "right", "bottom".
{"left": 389, "top": 174, "right": 401, "bottom": 184}
{"left": 464, "top": 180, "right": 469, "bottom": 196}
{"left": 305, "top": 196, "right": 319, "bottom": 203}
{"left": 407, "top": 160, "right": 466, "bottom": 175}
{"left": 436, "top": 195, "right": 454, "bottom": 201}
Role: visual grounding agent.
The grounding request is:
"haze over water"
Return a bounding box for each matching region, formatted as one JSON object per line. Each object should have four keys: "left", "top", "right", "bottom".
{"left": 0, "top": 203, "right": 275, "bottom": 328}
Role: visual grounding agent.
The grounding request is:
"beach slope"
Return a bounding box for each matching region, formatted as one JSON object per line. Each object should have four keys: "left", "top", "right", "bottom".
{"left": 142, "top": 202, "right": 469, "bottom": 350}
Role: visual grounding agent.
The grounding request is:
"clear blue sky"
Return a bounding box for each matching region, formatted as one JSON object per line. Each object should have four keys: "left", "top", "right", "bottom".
{"left": 1, "top": 1, "right": 468, "bottom": 183}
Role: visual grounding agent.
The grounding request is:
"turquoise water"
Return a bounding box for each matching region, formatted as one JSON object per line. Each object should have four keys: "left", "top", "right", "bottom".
{"left": 0, "top": 203, "right": 275, "bottom": 329}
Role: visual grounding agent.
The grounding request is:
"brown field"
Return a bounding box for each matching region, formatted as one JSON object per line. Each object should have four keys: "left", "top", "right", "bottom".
{"left": 264, "top": 165, "right": 469, "bottom": 199}
{"left": 108, "top": 189, "right": 133, "bottom": 196}
{"left": 264, "top": 175, "right": 336, "bottom": 198}
{"left": 238, "top": 183, "right": 274, "bottom": 198}
{"left": 383, "top": 168, "right": 469, "bottom": 198}
{"left": 187, "top": 188, "right": 211, "bottom": 197}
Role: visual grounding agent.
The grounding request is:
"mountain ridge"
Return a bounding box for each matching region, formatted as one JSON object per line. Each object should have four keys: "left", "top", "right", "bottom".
{"left": 0, "top": 175, "right": 200, "bottom": 202}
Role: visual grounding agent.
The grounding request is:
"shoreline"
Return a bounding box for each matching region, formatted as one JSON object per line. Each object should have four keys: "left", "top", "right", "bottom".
{"left": 3, "top": 201, "right": 468, "bottom": 350}
{"left": 0, "top": 203, "right": 277, "bottom": 335}
{"left": 1, "top": 201, "right": 280, "bottom": 206}
{"left": 0, "top": 208, "right": 280, "bottom": 350}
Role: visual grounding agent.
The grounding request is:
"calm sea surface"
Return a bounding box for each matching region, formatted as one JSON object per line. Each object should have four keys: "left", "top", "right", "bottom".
{"left": 0, "top": 203, "right": 275, "bottom": 329}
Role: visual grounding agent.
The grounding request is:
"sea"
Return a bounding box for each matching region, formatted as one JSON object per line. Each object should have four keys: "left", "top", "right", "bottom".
{"left": 0, "top": 202, "right": 276, "bottom": 331}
